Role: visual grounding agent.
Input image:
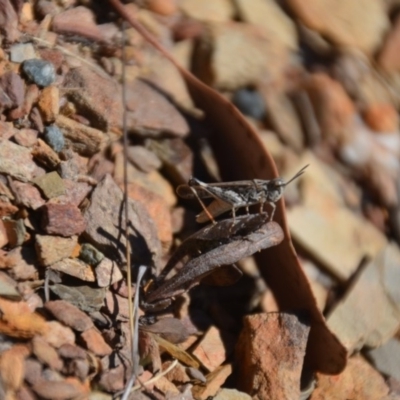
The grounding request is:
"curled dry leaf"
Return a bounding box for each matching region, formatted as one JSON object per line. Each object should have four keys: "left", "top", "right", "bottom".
{"left": 108, "top": 0, "right": 347, "bottom": 374}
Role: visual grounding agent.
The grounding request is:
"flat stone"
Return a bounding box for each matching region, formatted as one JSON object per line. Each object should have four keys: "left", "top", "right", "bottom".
{"left": 13, "top": 129, "right": 38, "bottom": 147}
{"left": 41, "top": 320, "right": 75, "bottom": 348}
{"left": 213, "top": 389, "right": 252, "bottom": 400}
{"left": 2, "top": 218, "right": 26, "bottom": 248}
{"left": 95, "top": 258, "right": 123, "bottom": 287}
{"left": 192, "top": 326, "right": 231, "bottom": 371}
{"left": 367, "top": 339, "right": 400, "bottom": 381}
{"left": 58, "top": 343, "right": 86, "bottom": 359}
{"left": 50, "top": 258, "right": 95, "bottom": 282}
{"left": 33, "top": 171, "right": 65, "bottom": 199}
{"left": 38, "top": 85, "right": 59, "bottom": 123}
{"left": 328, "top": 243, "right": 400, "bottom": 352}
{"left": 35, "top": 234, "right": 77, "bottom": 266}
{"left": 22, "top": 59, "right": 56, "bottom": 87}
{"left": 288, "top": 156, "right": 387, "bottom": 281}
{"left": 125, "top": 79, "right": 189, "bottom": 137}
{"left": 0, "top": 271, "right": 20, "bottom": 299}
{"left": 0, "top": 71, "right": 25, "bottom": 109}
{"left": 0, "top": 140, "right": 39, "bottom": 182}
{"left": 236, "top": 313, "right": 310, "bottom": 400}
{"left": 48, "top": 180, "right": 91, "bottom": 207}
{"left": 41, "top": 203, "right": 86, "bottom": 237}
{"left": 194, "top": 22, "right": 291, "bottom": 91}
{"left": 235, "top": 0, "right": 297, "bottom": 50}
{"left": 45, "top": 300, "right": 94, "bottom": 332}
{"left": 62, "top": 66, "right": 122, "bottom": 132}
{"left": 32, "top": 336, "right": 63, "bottom": 371}
{"left": 179, "top": 0, "right": 234, "bottom": 23}
{"left": 147, "top": 138, "right": 193, "bottom": 184}
{"left": 124, "top": 183, "right": 173, "bottom": 248}
{"left": 288, "top": 0, "right": 388, "bottom": 54}
{"left": 0, "top": 1, "right": 19, "bottom": 42}
{"left": 10, "top": 43, "right": 37, "bottom": 63}
{"left": 192, "top": 364, "right": 233, "bottom": 400}
{"left": 127, "top": 145, "right": 161, "bottom": 173}
{"left": 49, "top": 284, "right": 106, "bottom": 313}
{"left": 52, "top": 6, "right": 104, "bottom": 41}
{"left": 310, "top": 356, "right": 389, "bottom": 400}
{"left": 32, "top": 380, "right": 86, "bottom": 400}
{"left": 80, "top": 327, "right": 112, "bottom": 356}
{"left": 83, "top": 174, "right": 161, "bottom": 268}
{"left": 0, "top": 201, "right": 18, "bottom": 218}
{"left": 10, "top": 180, "right": 44, "bottom": 210}
{"left": 114, "top": 153, "right": 177, "bottom": 207}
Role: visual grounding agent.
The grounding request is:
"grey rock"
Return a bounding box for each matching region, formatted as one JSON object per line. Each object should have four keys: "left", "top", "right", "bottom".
{"left": 50, "top": 284, "right": 107, "bottom": 313}
{"left": 22, "top": 59, "right": 56, "bottom": 87}
{"left": 44, "top": 125, "right": 65, "bottom": 152}
{"left": 79, "top": 243, "right": 104, "bottom": 266}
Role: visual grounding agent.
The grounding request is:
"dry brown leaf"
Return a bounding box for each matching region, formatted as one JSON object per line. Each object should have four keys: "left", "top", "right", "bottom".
{"left": 108, "top": 0, "right": 347, "bottom": 375}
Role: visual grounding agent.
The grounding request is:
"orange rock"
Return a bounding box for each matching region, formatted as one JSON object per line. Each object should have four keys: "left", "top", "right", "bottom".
{"left": 38, "top": 86, "right": 59, "bottom": 122}
{"left": 80, "top": 327, "right": 112, "bottom": 356}
{"left": 310, "top": 356, "right": 389, "bottom": 400}
{"left": 0, "top": 346, "right": 27, "bottom": 393}
{"left": 363, "top": 103, "right": 399, "bottom": 133}
{"left": 145, "top": 0, "right": 177, "bottom": 16}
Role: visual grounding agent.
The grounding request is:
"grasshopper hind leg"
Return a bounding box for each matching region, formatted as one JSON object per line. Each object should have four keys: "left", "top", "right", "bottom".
{"left": 190, "top": 187, "right": 217, "bottom": 225}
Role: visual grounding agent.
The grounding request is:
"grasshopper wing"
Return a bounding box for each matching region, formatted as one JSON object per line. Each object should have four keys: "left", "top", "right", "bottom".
{"left": 196, "top": 198, "right": 232, "bottom": 223}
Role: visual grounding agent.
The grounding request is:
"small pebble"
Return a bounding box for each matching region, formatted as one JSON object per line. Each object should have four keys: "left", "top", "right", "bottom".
{"left": 10, "top": 43, "right": 37, "bottom": 63}
{"left": 44, "top": 125, "right": 64, "bottom": 152}
{"left": 22, "top": 59, "right": 56, "bottom": 87}
{"left": 80, "top": 243, "right": 104, "bottom": 266}
{"left": 232, "top": 88, "right": 266, "bottom": 120}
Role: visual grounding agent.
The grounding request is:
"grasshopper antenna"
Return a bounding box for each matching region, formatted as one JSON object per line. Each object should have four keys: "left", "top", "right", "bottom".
{"left": 281, "top": 164, "right": 309, "bottom": 186}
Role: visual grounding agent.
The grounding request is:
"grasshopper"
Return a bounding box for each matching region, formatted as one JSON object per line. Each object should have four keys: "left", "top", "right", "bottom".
{"left": 177, "top": 165, "right": 308, "bottom": 223}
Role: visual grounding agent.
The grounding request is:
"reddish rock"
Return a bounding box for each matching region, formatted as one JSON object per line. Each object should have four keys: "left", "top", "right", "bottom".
{"left": 0, "top": 140, "right": 39, "bottom": 182}
{"left": 310, "top": 356, "right": 389, "bottom": 400}
{"left": 98, "top": 364, "right": 125, "bottom": 392}
{"left": 80, "top": 327, "right": 112, "bottom": 356}
{"left": 62, "top": 66, "right": 123, "bottom": 131}
{"left": 0, "top": 201, "right": 18, "bottom": 218}
{"left": 42, "top": 321, "right": 75, "bottom": 348}
{"left": 125, "top": 79, "right": 189, "bottom": 137}
{"left": 58, "top": 343, "right": 86, "bottom": 359}
{"left": 13, "top": 128, "right": 38, "bottom": 147}
{"left": 145, "top": 0, "right": 177, "bottom": 15}
{"left": 0, "top": 71, "right": 25, "bottom": 109}
{"left": 35, "top": 234, "right": 77, "bottom": 266}
{"left": 363, "top": 103, "right": 399, "bottom": 133}
{"left": 41, "top": 203, "right": 86, "bottom": 237}
{"left": 236, "top": 313, "right": 310, "bottom": 399}
{"left": 305, "top": 73, "right": 355, "bottom": 145}
{"left": 45, "top": 300, "right": 94, "bottom": 332}
{"left": 192, "top": 326, "right": 232, "bottom": 371}
{"left": 95, "top": 258, "right": 123, "bottom": 287}
{"left": 52, "top": 6, "right": 104, "bottom": 42}
{"left": 31, "top": 380, "right": 86, "bottom": 400}
{"left": 125, "top": 183, "right": 173, "bottom": 248}
{"left": 50, "top": 258, "right": 95, "bottom": 282}
{"left": 31, "top": 140, "right": 61, "bottom": 169}
{"left": 32, "top": 336, "right": 63, "bottom": 371}
{"left": 10, "top": 180, "right": 45, "bottom": 210}
{"left": 48, "top": 180, "right": 91, "bottom": 207}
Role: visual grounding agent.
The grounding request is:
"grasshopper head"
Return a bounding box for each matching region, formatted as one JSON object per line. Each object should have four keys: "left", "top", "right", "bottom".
{"left": 264, "top": 178, "right": 285, "bottom": 202}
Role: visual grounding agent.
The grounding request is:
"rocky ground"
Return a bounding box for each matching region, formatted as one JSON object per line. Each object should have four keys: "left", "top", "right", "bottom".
{"left": 1, "top": 0, "right": 400, "bottom": 399}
